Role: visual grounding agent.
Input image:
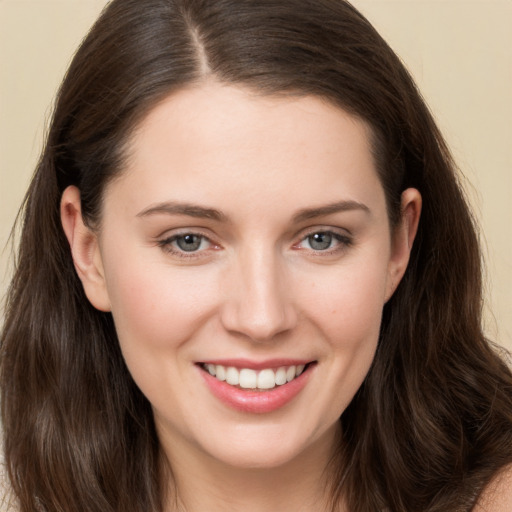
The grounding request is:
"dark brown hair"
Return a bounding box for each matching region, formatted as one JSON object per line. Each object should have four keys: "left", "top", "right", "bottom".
{"left": 2, "top": 1, "right": 512, "bottom": 511}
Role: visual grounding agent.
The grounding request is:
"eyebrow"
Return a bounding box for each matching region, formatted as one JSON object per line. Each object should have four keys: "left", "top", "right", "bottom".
{"left": 136, "top": 199, "right": 370, "bottom": 223}
{"left": 136, "top": 201, "right": 228, "bottom": 221}
{"left": 292, "top": 200, "right": 371, "bottom": 223}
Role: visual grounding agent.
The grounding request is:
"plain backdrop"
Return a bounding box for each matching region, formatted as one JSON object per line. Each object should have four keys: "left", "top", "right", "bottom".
{"left": 1, "top": 0, "right": 511, "bottom": 350}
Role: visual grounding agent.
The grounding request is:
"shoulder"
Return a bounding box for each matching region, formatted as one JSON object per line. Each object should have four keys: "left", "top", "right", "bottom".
{"left": 474, "top": 465, "right": 512, "bottom": 512}
{"left": 0, "top": 475, "right": 17, "bottom": 511}
{"left": 0, "top": 446, "right": 18, "bottom": 512}
{"left": 0, "top": 464, "right": 18, "bottom": 512}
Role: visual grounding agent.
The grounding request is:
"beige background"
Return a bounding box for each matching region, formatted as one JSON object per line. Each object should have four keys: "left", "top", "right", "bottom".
{"left": 1, "top": 0, "right": 511, "bottom": 349}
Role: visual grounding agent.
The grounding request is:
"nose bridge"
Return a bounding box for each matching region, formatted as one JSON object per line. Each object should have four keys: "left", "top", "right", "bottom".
{"left": 221, "top": 243, "right": 296, "bottom": 341}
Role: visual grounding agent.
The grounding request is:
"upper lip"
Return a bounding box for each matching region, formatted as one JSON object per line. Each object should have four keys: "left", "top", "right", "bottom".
{"left": 197, "top": 358, "right": 315, "bottom": 370}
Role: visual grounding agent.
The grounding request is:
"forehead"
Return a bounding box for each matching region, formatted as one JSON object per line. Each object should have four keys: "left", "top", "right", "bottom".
{"left": 106, "top": 82, "right": 385, "bottom": 221}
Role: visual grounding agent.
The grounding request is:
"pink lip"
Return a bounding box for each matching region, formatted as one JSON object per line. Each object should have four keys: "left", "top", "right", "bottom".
{"left": 199, "top": 358, "right": 312, "bottom": 371}
{"left": 198, "top": 362, "right": 315, "bottom": 414}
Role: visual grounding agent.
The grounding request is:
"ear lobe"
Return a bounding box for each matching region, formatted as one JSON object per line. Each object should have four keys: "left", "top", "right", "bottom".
{"left": 60, "top": 186, "right": 111, "bottom": 312}
{"left": 385, "top": 188, "right": 422, "bottom": 301}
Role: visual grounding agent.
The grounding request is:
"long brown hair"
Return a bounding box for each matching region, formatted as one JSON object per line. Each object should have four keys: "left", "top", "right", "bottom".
{"left": 2, "top": 1, "right": 511, "bottom": 511}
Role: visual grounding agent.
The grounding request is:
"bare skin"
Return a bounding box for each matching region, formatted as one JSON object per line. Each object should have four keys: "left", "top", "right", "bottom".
{"left": 62, "top": 82, "right": 421, "bottom": 512}
{"left": 475, "top": 466, "right": 512, "bottom": 512}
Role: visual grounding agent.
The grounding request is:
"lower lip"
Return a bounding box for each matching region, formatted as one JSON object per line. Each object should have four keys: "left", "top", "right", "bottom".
{"left": 199, "top": 364, "right": 314, "bottom": 414}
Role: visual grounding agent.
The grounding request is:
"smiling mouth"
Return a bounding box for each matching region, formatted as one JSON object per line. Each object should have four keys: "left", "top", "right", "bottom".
{"left": 199, "top": 362, "right": 314, "bottom": 391}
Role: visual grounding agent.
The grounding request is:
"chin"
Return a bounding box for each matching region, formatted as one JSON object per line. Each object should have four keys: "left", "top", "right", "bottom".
{"left": 196, "top": 421, "right": 337, "bottom": 471}
{"left": 219, "top": 446, "right": 300, "bottom": 469}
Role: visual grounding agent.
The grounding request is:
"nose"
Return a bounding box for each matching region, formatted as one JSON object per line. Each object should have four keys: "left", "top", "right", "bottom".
{"left": 220, "top": 247, "right": 297, "bottom": 342}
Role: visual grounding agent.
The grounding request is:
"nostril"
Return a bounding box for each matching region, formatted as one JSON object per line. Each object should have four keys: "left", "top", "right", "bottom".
{"left": 220, "top": 302, "right": 298, "bottom": 343}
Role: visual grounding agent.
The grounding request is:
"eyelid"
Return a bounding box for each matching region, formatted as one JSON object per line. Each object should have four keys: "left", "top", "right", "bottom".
{"left": 155, "top": 225, "right": 352, "bottom": 259}
{"left": 156, "top": 228, "right": 221, "bottom": 258}
{"left": 292, "top": 227, "right": 353, "bottom": 254}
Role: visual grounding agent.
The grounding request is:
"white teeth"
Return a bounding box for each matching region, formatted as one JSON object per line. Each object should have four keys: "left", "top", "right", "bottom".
{"left": 286, "top": 366, "right": 296, "bottom": 382}
{"left": 275, "top": 367, "right": 287, "bottom": 385}
{"left": 204, "top": 363, "right": 309, "bottom": 390}
{"left": 239, "top": 369, "right": 257, "bottom": 389}
{"left": 215, "top": 365, "right": 226, "bottom": 381}
{"left": 257, "top": 369, "right": 276, "bottom": 389}
{"left": 225, "top": 366, "right": 239, "bottom": 385}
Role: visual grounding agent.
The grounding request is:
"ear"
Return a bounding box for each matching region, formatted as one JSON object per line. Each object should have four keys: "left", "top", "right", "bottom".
{"left": 385, "top": 188, "right": 422, "bottom": 301}
{"left": 60, "top": 186, "right": 111, "bottom": 312}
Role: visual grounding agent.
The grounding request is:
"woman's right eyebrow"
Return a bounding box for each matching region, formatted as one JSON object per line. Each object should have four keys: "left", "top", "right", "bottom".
{"left": 136, "top": 201, "right": 228, "bottom": 221}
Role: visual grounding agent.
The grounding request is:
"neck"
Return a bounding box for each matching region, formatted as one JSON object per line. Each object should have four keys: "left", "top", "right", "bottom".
{"left": 160, "top": 423, "right": 345, "bottom": 512}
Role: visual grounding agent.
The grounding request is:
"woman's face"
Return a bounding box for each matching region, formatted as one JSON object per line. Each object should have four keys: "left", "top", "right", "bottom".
{"left": 65, "top": 82, "right": 419, "bottom": 470}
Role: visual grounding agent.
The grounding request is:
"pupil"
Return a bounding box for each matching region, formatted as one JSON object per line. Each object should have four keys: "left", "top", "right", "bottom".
{"left": 177, "top": 235, "right": 201, "bottom": 252}
{"left": 309, "top": 232, "right": 332, "bottom": 250}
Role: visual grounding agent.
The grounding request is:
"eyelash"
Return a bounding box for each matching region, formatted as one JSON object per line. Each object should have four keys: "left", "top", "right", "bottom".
{"left": 157, "top": 229, "right": 352, "bottom": 259}
{"left": 294, "top": 229, "right": 352, "bottom": 256}
{"left": 156, "top": 232, "right": 217, "bottom": 259}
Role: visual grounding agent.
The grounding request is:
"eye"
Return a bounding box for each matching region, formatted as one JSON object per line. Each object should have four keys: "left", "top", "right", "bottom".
{"left": 296, "top": 230, "right": 351, "bottom": 252}
{"left": 306, "top": 232, "right": 334, "bottom": 251}
{"left": 158, "top": 233, "right": 213, "bottom": 254}
{"left": 174, "top": 234, "right": 207, "bottom": 252}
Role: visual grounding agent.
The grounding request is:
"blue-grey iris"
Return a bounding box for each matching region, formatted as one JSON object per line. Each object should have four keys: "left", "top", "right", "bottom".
{"left": 308, "top": 233, "right": 332, "bottom": 250}
{"left": 176, "top": 234, "right": 202, "bottom": 252}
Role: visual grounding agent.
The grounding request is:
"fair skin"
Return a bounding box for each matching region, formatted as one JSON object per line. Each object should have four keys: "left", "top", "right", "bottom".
{"left": 475, "top": 467, "right": 512, "bottom": 512}
{"left": 61, "top": 82, "right": 424, "bottom": 511}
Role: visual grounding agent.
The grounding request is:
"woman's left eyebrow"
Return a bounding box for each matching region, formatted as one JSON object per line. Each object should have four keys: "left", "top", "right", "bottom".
{"left": 292, "top": 200, "right": 371, "bottom": 223}
{"left": 136, "top": 201, "right": 228, "bottom": 221}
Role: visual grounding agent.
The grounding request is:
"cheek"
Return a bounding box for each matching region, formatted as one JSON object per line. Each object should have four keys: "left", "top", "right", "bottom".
{"left": 301, "top": 265, "right": 386, "bottom": 416}
{"left": 323, "top": 273, "right": 383, "bottom": 370}
{"left": 101, "top": 257, "right": 223, "bottom": 413}
{"left": 102, "top": 254, "right": 219, "bottom": 352}
{"left": 296, "top": 252, "right": 388, "bottom": 396}
{"left": 298, "top": 255, "right": 389, "bottom": 341}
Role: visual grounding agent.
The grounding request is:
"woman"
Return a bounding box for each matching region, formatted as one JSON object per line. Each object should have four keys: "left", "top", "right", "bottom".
{"left": 1, "top": 0, "right": 512, "bottom": 511}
